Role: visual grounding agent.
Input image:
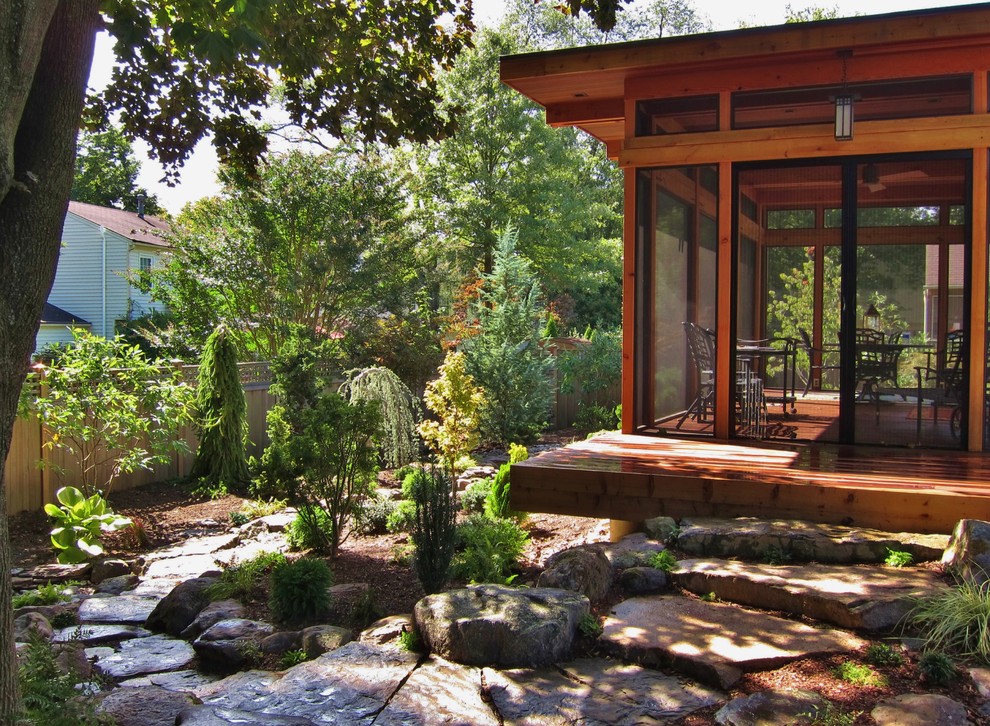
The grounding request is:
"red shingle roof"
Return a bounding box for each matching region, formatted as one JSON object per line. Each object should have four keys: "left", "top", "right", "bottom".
{"left": 67, "top": 201, "right": 170, "bottom": 247}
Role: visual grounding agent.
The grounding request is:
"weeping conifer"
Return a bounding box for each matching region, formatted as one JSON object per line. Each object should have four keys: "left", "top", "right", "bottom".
{"left": 339, "top": 366, "right": 420, "bottom": 469}
{"left": 190, "top": 325, "right": 250, "bottom": 494}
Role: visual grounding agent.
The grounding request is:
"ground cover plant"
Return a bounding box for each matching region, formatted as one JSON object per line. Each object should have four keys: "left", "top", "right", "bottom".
{"left": 906, "top": 577, "right": 990, "bottom": 663}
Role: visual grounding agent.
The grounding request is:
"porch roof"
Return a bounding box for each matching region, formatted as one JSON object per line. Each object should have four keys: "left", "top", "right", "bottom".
{"left": 500, "top": 3, "right": 990, "bottom": 150}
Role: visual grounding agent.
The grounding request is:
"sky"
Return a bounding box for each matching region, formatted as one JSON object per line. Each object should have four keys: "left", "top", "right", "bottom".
{"left": 86, "top": 0, "right": 988, "bottom": 214}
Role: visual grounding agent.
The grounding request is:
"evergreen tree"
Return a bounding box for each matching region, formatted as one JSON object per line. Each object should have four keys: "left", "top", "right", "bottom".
{"left": 190, "top": 326, "right": 250, "bottom": 495}
{"left": 339, "top": 367, "right": 420, "bottom": 469}
{"left": 462, "top": 228, "right": 553, "bottom": 445}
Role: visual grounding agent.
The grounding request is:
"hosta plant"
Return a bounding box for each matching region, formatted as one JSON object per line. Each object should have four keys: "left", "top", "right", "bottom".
{"left": 44, "top": 486, "right": 132, "bottom": 564}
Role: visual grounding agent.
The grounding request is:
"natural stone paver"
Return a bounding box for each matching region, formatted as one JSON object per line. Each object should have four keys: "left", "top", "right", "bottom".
{"left": 194, "top": 619, "right": 277, "bottom": 668}
{"left": 96, "top": 574, "right": 140, "bottom": 594}
{"left": 714, "top": 690, "right": 825, "bottom": 725}
{"left": 677, "top": 517, "right": 948, "bottom": 563}
{"left": 182, "top": 599, "right": 247, "bottom": 639}
{"left": 12, "top": 562, "right": 91, "bottom": 588}
{"left": 375, "top": 658, "right": 497, "bottom": 726}
{"left": 871, "top": 693, "right": 972, "bottom": 725}
{"left": 120, "top": 669, "right": 219, "bottom": 692}
{"left": 147, "top": 533, "right": 241, "bottom": 560}
{"left": 78, "top": 594, "right": 161, "bottom": 624}
{"left": 96, "top": 684, "right": 197, "bottom": 726}
{"left": 484, "top": 657, "right": 721, "bottom": 725}
{"left": 194, "top": 642, "right": 419, "bottom": 723}
{"left": 53, "top": 623, "right": 151, "bottom": 645}
{"left": 94, "top": 634, "right": 196, "bottom": 679}
{"left": 142, "top": 554, "right": 220, "bottom": 580}
{"left": 176, "top": 706, "right": 317, "bottom": 725}
{"left": 601, "top": 596, "right": 865, "bottom": 688}
{"left": 415, "top": 584, "right": 589, "bottom": 667}
{"left": 672, "top": 558, "right": 946, "bottom": 631}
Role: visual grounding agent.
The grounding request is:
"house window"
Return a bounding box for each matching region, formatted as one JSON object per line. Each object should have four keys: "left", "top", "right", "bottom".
{"left": 139, "top": 257, "right": 153, "bottom": 274}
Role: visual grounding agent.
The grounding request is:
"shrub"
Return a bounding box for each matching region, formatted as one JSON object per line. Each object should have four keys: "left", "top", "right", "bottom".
{"left": 386, "top": 500, "right": 417, "bottom": 534}
{"left": 399, "top": 628, "right": 422, "bottom": 652}
{"left": 461, "top": 228, "right": 553, "bottom": 446}
{"left": 418, "top": 351, "right": 485, "bottom": 477}
{"left": 229, "top": 511, "right": 250, "bottom": 526}
{"left": 353, "top": 495, "right": 397, "bottom": 536}
{"left": 270, "top": 558, "right": 333, "bottom": 625}
{"left": 241, "top": 498, "right": 287, "bottom": 519}
{"left": 45, "top": 486, "right": 132, "bottom": 564}
{"left": 484, "top": 445, "right": 528, "bottom": 521}
{"left": 833, "top": 661, "right": 886, "bottom": 687}
{"left": 453, "top": 514, "right": 529, "bottom": 585}
{"left": 919, "top": 651, "right": 957, "bottom": 685}
{"left": 650, "top": 549, "right": 678, "bottom": 573}
{"left": 339, "top": 366, "right": 420, "bottom": 469}
{"left": 13, "top": 582, "right": 71, "bottom": 609}
{"left": 578, "top": 613, "right": 603, "bottom": 638}
{"left": 286, "top": 506, "right": 335, "bottom": 551}
{"left": 885, "top": 548, "right": 914, "bottom": 567}
{"left": 279, "top": 649, "right": 309, "bottom": 669}
{"left": 409, "top": 467, "right": 458, "bottom": 595}
{"left": 865, "top": 642, "right": 904, "bottom": 667}
{"left": 460, "top": 479, "right": 492, "bottom": 514}
{"left": 189, "top": 325, "right": 250, "bottom": 497}
{"left": 50, "top": 610, "right": 77, "bottom": 629}
{"left": 19, "top": 631, "right": 103, "bottom": 726}
{"left": 207, "top": 551, "right": 287, "bottom": 603}
{"left": 906, "top": 579, "right": 990, "bottom": 662}
{"left": 573, "top": 402, "right": 619, "bottom": 434}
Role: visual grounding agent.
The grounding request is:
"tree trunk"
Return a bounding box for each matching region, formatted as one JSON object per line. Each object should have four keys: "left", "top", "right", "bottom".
{"left": 0, "top": 2, "right": 99, "bottom": 720}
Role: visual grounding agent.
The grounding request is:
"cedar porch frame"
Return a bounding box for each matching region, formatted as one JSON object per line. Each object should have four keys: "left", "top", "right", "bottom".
{"left": 500, "top": 4, "right": 990, "bottom": 532}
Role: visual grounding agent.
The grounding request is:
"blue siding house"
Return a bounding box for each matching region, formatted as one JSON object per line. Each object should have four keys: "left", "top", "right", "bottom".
{"left": 36, "top": 201, "right": 170, "bottom": 351}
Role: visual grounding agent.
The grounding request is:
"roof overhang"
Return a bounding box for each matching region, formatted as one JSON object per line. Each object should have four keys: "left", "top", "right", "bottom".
{"left": 500, "top": 2, "right": 990, "bottom": 151}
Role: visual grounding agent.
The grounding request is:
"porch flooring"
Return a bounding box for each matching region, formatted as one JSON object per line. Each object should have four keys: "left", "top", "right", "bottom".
{"left": 511, "top": 431, "right": 990, "bottom": 534}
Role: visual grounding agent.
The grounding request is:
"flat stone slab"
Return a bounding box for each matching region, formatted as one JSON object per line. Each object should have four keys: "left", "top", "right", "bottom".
{"left": 120, "top": 669, "right": 219, "bottom": 692}
{"left": 142, "top": 554, "right": 221, "bottom": 580}
{"left": 601, "top": 596, "right": 866, "bottom": 688}
{"left": 375, "top": 658, "right": 497, "bottom": 726}
{"left": 94, "top": 634, "right": 196, "bottom": 679}
{"left": 714, "top": 690, "right": 825, "bottom": 725}
{"left": 78, "top": 594, "right": 161, "bottom": 625}
{"left": 96, "top": 684, "right": 197, "bottom": 726}
{"left": 53, "top": 623, "right": 152, "bottom": 645}
{"left": 147, "top": 533, "right": 240, "bottom": 560}
{"left": 194, "top": 642, "right": 419, "bottom": 723}
{"left": 673, "top": 559, "right": 947, "bottom": 631}
{"left": 485, "top": 658, "right": 721, "bottom": 724}
{"left": 677, "top": 517, "right": 948, "bottom": 564}
{"left": 177, "top": 706, "right": 316, "bottom": 725}
{"left": 871, "top": 693, "right": 972, "bottom": 725}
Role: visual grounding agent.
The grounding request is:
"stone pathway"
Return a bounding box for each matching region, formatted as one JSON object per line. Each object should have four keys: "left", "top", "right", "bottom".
{"left": 11, "top": 514, "right": 988, "bottom": 725}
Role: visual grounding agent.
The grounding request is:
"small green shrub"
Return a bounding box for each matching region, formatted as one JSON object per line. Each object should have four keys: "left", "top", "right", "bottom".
{"left": 279, "top": 649, "right": 309, "bottom": 669}
{"left": 394, "top": 464, "right": 418, "bottom": 484}
{"left": 229, "top": 511, "right": 250, "bottom": 526}
{"left": 453, "top": 514, "right": 529, "bottom": 585}
{"left": 353, "top": 495, "right": 397, "bottom": 536}
{"left": 906, "top": 579, "right": 990, "bottom": 662}
{"left": 833, "top": 661, "right": 886, "bottom": 687}
{"left": 13, "top": 582, "right": 71, "bottom": 609}
{"left": 452, "top": 454, "right": 478, "bottom": 474}
{"left": 207, "top": 551, "right": 287, "bottom": 603}
{"left": 573, "top": 403, "right": 619, "bottom": 434}
{"left": 763, "top": 544, "right": 792, "bottom": 565}
{"left": 460, "top": 478, "right": 492, "bottom": 514}
{"left": 286, "top": 506, "right": 335, "bottom": 550}
{"left": 19, "top": 631, "right": 103, "bottom": 725}
{"left": 390, "top": 544, "right": 415, "bottom": 566}
{"left": 578, "top": 613, "right": 603, "bottom": 638}
{"left": 410, "top": 467, "right": 458, "bottom": 595}
{"left": 649, "top": 549, "right": 678, "bottom": 572}
{"left": 919, "top": 651, "right": 957, "bottom": 685}
{"left": 399, "top": 628, "right": 422, "bottom": 652}
{"left": 270, "top": 557, "right": 333, "bottom": 625}
{"left": 865, "top": 642, "right": 904, "bottom": 667}
{"left": 50, "top": 610, "right": 78, "bottom": 629}
{"left": 386, "top": 500, "right": 417, "bottom": 534}
{"left": 885, "top": 548, "right": 914, "bottom": 567}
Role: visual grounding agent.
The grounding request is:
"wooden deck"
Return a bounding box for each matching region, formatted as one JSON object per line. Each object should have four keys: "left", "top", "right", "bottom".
{"left": 511, "top": 432, "right": 990, "bottom": 534}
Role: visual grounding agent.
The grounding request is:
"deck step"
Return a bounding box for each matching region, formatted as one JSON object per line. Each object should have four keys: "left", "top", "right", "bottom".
{"left": 671, "top": 558, "right": 947, "bottom": 632}
{"left": 676, "top": 517, "right": 948, "bottom": 563}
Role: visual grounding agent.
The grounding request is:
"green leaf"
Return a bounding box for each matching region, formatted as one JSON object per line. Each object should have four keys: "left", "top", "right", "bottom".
{"left": 56, "top": 486, "right": 85, "bottom": 508}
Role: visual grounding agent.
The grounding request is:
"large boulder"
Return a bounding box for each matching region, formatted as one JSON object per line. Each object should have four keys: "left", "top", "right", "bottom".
{"left": 146, "top": 577, "right": 218, "bottom": 636}
{"left": 300, "top": 625, "right": 353, "bottom": 658}
{"left": 414, "top": 584, "right": 589, "bottom": 668}
{"left": 14, "top": 612, "right": 53, "bottom": 643}
{"left": 538, "top": 545, "right": 612, "bottom": 601}
{"left": 942, "top": 519, "right": 990, "bottom": 586}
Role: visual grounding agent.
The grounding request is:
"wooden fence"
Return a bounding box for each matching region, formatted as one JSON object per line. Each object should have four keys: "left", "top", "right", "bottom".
{"left": 4, "top": 362, "right": 616, "bottom": 515}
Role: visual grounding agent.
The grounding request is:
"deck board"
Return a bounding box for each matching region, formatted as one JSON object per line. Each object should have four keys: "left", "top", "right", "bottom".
{"left": 511, "top": 432, "right": 990, "bottom": 534}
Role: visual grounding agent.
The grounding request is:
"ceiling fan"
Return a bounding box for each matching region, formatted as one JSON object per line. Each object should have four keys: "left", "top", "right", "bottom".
{"left": 862, "top": 163, "right": 928, "bottom": 192}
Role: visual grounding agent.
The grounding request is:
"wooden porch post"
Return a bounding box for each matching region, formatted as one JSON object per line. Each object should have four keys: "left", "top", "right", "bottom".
{"left": 969, "top": 70, "right": 988, "bottom": 452}
{"left": 715, "top": 93, "right": 733, "bottom": 438}
{"left": 621, "top": 166, "right": 637, "bottom": 434}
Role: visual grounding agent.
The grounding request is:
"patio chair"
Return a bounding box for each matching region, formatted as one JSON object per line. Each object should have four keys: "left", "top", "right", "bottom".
{"left": 798, "top": 328, "right": 840, "bottom": 396}
{"left": 855, "top": 328, "right": 901, "bottom": 398}
{"left": 915, "top": 329, "right": 965, "bottom": 439}
{"left": 677, "top": 321, "right": 716, "bottom": 428}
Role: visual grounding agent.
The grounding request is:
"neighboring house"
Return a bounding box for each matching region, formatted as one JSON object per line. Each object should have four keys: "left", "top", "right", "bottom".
{"left": 35, "top": 201, "right": 170, "bottom": 352}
